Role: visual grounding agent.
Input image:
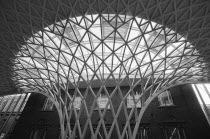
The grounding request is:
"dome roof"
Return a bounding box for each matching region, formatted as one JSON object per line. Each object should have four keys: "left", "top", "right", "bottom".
{"left": 0, "top": 0, "right": 210, "bottom": 94}
{"left": 15, "top": 14, "right": 204, "bottom": 92}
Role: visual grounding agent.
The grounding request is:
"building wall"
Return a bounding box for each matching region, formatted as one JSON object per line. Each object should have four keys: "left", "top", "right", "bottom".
{"left": 10, "top": 93, "right": 60, "bottom": 139}
{"left": 180, "top": 85, "right": 210, "bottom": 139}
{"left": 141, "top": 84, "right": 210, "bottom": 139}
{"left": 10, "top": 84, "right": 210, "bottom": 139}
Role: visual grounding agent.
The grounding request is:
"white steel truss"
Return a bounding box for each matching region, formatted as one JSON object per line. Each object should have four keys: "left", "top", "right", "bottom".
{"left": 12, "top": 13, "right": 209, "bottom": 139}
{"left": 0, "top": 0, "right": 209, "bottom": 138}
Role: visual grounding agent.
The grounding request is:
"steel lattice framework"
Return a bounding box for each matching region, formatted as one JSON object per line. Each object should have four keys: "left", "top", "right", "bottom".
{"left": 1, "top": 0, "right": 210, "bottom": 139}
{"left": 14, "top": 14, "right": 208, "bottom": 139}
{"left": 15, "top": 14, "right": 207, "bottom": 90}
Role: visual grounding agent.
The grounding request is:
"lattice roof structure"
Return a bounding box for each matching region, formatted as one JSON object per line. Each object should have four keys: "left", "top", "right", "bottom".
{"left": 0, "top": 0, "right": 210, "bottom": 94}
{"left": 15, "top": 14, "right": 205, "bottom": 91}
{"left": 1, "top": 0, "right": 210, "bottom": 139}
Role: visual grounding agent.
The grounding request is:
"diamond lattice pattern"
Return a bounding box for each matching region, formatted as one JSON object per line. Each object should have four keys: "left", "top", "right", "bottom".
{"left": 13, "top": 14, "right": 208, "bottom": 138}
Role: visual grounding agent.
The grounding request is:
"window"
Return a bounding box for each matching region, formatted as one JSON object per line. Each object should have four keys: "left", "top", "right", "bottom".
{"left": 72, "top": 96, "right": 82, "bottom": 110}
{"left": 67, "top": 95, "right": 82, "bottom": 110}
{"left": 97, "top": 92, "right": 110, "bottom": 109}
{"left": 167, "top": 127, "right": 182, "bottom": 139}
{"left": 125, "top": 124, "right": 150, "bottom": 139}
{"left": 158, "top": 90, "right": 173, "bottom": 106}
{"left": 93, "top": 125, "right": 111, "bottom": 139}
{"left": 43, "top": 98, "right": 54, "bottom": 110}
{"left": 135, "top": 127, "right": 149, "bottom": 139}
{"left": 29, "top": 129, "right": 46, "bottom": 139}
{"left": 161, "top": 125, "right": 186, "bottom": 139}
{"left": 29, "top": 119, "right": 47, "bottom": 139}
{"left": 127, "top": 92, "right": 141, "bottom": 108}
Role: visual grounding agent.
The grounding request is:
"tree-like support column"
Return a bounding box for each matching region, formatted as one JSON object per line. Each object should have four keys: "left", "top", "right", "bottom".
{"left": 40, "top": 81, "right": 203, "bottom": 139}
{"left": 50, "top": 81, "right": 159, "bottom": 139}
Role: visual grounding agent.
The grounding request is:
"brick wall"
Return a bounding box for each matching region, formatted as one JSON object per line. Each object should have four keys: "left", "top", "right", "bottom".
{"left": 11, "top": 84, "right": 210, "bottom": 139}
